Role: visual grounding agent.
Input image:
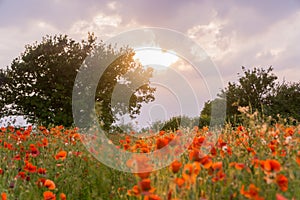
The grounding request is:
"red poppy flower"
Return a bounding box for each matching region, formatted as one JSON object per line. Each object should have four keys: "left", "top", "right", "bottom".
{"left": 199, "top": 156, "right": 213, "bottom": 169}
{"left": 1, "top": 192, "right": 7, "bottom": 200}
{"left": 55, "top": 151, "right": 67, "bottom": 161}
{"left": 276, "top": 174, "right": 288, "bottom": 191}
{"left": 175, "top": 177, "right": 185, "bottom": 188}
{"left": 296, "top": 151, "right": 300, "bottom": 166}
{"left": 127, "top": 185, "right": 141, "bottom": 196}
{"left": 44, "top": 179, "right": 56, "bottom": 190}
{"left": 156, "top": 137, "right": 168, "bottom": 149}
{"left": 276, "top": 193, "right": 288, "bottom": 200}
{"left": 24, "top": 162, "right": 37, "bottom": 173}
{"left": 37, "top": 168, "right": 47, "bottom": 175}
{"left": 212, "top": 162, "right": 222, "bottom": 171}
{"left": 16, "top": 171, "right": 26, "bottom": 180}
{"left": 43, "top": 191, "right": 56, "bottom": 200}
{"left": 170, "top": 160, "right": 182, "bottom": 173}
{"left": 139, "top": 178, "right": 151, "bottom": 191}
{"left": 144, "top": 194, "right": 161, "bottom": 200}
{"left": 240, "top": 184, "right": 263, "bottom": 199}
{"left": 59, "top": 193, "right": 66, "bottom": 200}
{"left": 36, "top": 178, "right": 46, "bottom": 187}
{"left": 261, "top": 159, "right": 281, "bottom": 172}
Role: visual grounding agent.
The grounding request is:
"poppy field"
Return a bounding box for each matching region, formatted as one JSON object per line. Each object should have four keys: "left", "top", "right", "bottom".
{"left": 0, "top": 114, "right": 299, "bottom": 200}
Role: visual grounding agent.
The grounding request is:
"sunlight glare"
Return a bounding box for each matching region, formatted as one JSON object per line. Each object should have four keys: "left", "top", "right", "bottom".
{"left": 134, "top": 49, "right": 179, "bottom": 67}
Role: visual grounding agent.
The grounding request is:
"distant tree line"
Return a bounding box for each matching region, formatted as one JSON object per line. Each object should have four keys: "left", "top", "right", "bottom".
{"left": 145, "top": 66, "right": 300, "bottom": 131}
{"left": 200, "top": 66, "right": 300, "bottom": 126}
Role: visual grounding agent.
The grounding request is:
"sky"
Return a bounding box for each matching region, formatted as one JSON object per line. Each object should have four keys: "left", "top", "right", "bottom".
{"left": 1, "top": 0, "right": 300, "bottom": 128}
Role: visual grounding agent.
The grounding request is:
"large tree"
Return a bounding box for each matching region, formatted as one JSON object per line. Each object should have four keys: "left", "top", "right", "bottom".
{"left": 1, "top": 34, "right": 155, "bottom": 130}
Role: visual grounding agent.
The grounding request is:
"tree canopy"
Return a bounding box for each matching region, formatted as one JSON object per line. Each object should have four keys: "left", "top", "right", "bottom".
{"left": 267, "top": 81, "right": 300, "bottom": 122}
{"left": 200, "top": 66, "right": 300, "bottom": 126}
{"left": 0, "top": 34, "right": 155, "bottom": 130}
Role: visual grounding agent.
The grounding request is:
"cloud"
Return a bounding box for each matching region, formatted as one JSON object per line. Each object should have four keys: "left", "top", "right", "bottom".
{"left": 1, "top": 0, "right": 300, "bottom": 127}
{"left": 1, "top": 0, "right": 300, "bottom": 82}
{"left": 187, "top": 20, "right": 233, "bottom": 61}
{"left": 0, "top": 19, "right": 60, "bottom": 68}
{"left": 69, "top": 13, "right": 123, "bottom": 39}
{"left": 213, "top": 10, "right": 300, "bottom": 82}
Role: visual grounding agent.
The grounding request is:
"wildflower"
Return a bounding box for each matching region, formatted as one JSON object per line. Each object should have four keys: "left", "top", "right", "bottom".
{"left": 127, "top": 155, "right": 153, "bottom": 179}
{"left": 9, "top": 181, "right": 15, "bottom": 189}
{"left": 268, "top": 144, "right": 277, "bottom": 156}
{"left": 37, "top": 137, "right": 49, "bottom": 147}
{"left": 24, "top": 162, "right": 37, "bottom": 173}
{"left": 139, "top": 179, "right": 151, "bottom": 191}
{"left": 284, "top": 127, "right": 294, "bottom": 136}
{"left": 210, "top": 147, "right": 217, "bottom": 157}
{"left": 16, "top": 171, "right": 26, "bottom": 180}
{"left": 284, "top": 136, "right": 292, "bottom": 144}
{"left": 182, "top": 162, "right": 201, "bottom": 185}
{"left": 170, "top": 160, "right": 182, "bottom": 173}
{"left": 193, "top": 136, "right": 205, "bottom": 147}
{"left": 29, "top": 144, "right": 40, "bottom": 157}
{"left": 189, "top": 149, "right": 202, "bottom": 161}
{"left": 123, "top": 143, "right": 130, "bottom": 150}
{"left": 261, "top": 159, "right": 281, "bottom": 173}
{"left": 237, "top": 125, "right": 245, "bottom": 132}
{"left": 59, "top": 193, "right": 66, "bottom": 200}
{"left": 159, "top": 130, "right": 165, "bottom": 136}
{"left": 127, "top": 185, "right": 141, "bottom": 196}
{"left": 221, "top": 145, "right": 228, "bottom": 152}
{"left": 38, "top": 168, "right": 47, "bottom": 175}
{"left": 276, "top": 174, "right": 288, "bottom": 191}
{"left": 175, "top": 177, "right": 185, "bottom": 188}
{"left": 43, "top": 191, "right": 56, "bottom": 200}
{"left": 247, "top": 147, "right": 256, "bottom": 155}
{"left": 276, "top": 193, "right": 288, "bottom": 200}
{"left": 167, "top": 189, "right": 172, "bottom": 200}
{"left": 156, "top": 137, "right": 168, "bottom": 149}
{"left": 136, "top": 172, "right": 151, "bottom": 179}
{"left": 202, "top": 126, "right": 209, "bottom": 132}
{"left": 296, "top": 151, "right": 300, "bottom": 166}
{"left": 230, "top": 162, "right": 246, "bottom": 170}
{"left": 3, "top": 142, "right": 13, "bottom": 150}
{"left": 140, "top": 147, "right": 150, "bottom": 153}
{"left": 213, "top": 171, "right": 226, "bottom": 182}
{"left": 1, "top": 192, "right": 7, "bottom": 200}
{"left": 240, "top": 184, "right": 264, "bottom": 199}
{"left": 199, "top": 156, "right": 213, "bottom": 169}
{"left": 144, "top": 194, "right": 161, "bottom": 200}
{"left": 55, "top": 150, "right": 67, "bottom": 161}
{"left": 212, "top": 162, "right": 222, "bottom": 171}
{"left": 13, "top": 154, "right": 21, "bottom": 160}
{"left": 36, "top": 178, "right": 46, "bottom": 187}
{"left": 44, "top": 179, "right": 56, "bottom": 190}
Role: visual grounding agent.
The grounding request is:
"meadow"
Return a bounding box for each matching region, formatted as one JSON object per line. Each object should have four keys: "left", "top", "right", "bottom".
{"left": 0, "top": 113, "right": 299, "bottom": 200}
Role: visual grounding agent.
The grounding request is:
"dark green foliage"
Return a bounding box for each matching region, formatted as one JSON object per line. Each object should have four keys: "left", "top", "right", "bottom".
{"left": 219, "top": 66, "right": 277, "bottom": 119}
{"left": 201, "top": 66, "right": 300, "bottom": 126}
{"left": 2, "top": 34, "right": 93, "bottom": 126}
{"left": 267, "top": 81, "right": 300, "bottom": 122}
{"left": 199, "top": 98, "right": 226, "bottom": 127}
{"left": 150, "top": 115, "right": 199, "bottom": 131}
{"left": 0, "top": 34, "right": 155, "bottom": 130}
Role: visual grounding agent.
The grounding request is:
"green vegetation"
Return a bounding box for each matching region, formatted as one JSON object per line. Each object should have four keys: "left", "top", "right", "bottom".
{"left": 201, "top": 66, "right": 300, "bottom": 126}
{"left": 0, "top": 34, "right": 155, "bottom": 131}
